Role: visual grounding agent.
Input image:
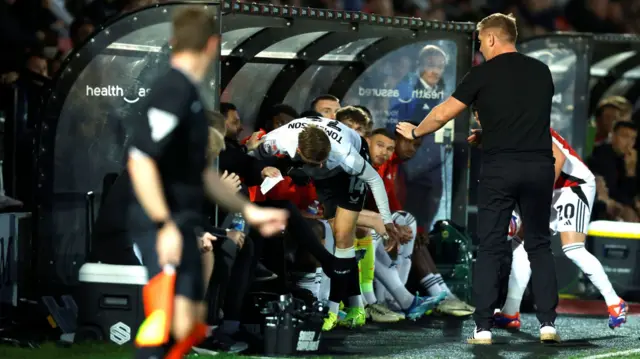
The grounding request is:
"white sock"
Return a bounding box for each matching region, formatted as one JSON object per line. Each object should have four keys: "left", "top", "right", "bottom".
{"left": 328, "top": 301, "right": 340, "bottom": 315}
{"left": 502, "top": 239, "right": 531, "bottom": 316}
{"left": 420, "top": 273, "right": 443, "bottom": 297}
{"left": 374, "top": 278, "right": 388, "bottom": 305}
{"left": 374, "top": 252, "right": 414, "bottom": 309}
{"left": 362, "top": 290, "right": 377, "bottom": 305}
{"left": 294, "top": 272, "right": 320, "bottom": 299}
{"left": 335, "top": 246, "right": 355, "bottom": 259}
{"left": 562, "top": 243, "right": 619, "bottom": 306}
{"left": 392, "top": 211, "right": 417, "bottom": 284}
{"left": 434, "top": 273, "right": 458, "bottom": 300}
{"left": 317, "top": 268, "right": 330, "bottom": 301}
{"left": 313, "top": 267, "right": 323, "bottom": 299}
{"left": 322, "top": 220, "right": 334, "bottom": 253}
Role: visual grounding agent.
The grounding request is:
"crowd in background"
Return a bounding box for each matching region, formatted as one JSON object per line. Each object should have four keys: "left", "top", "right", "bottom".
{"left": 2, "top": 0, "right": 640, "bottom": 83}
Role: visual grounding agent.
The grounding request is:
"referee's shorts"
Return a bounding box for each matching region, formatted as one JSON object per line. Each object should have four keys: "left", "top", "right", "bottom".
{"left": 133, "top": 226, "right": 204, "bottom": 302}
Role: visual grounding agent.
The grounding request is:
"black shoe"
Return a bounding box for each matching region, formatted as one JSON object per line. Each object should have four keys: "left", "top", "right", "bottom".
{"left": 255, "top": 262, "right": 278, "bottom": 282}
{"left": 192, "top": 332, "right": 248, "bottom": 355}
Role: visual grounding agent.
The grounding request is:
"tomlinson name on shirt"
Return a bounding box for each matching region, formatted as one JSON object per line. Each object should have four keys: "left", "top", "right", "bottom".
{"left": 287, "top": 122, "right": 343, "bottom": 144}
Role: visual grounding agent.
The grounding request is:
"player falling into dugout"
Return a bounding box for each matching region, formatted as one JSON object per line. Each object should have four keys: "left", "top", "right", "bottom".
{"left": 251, "top": 108, "right": 442, "bottom": 330}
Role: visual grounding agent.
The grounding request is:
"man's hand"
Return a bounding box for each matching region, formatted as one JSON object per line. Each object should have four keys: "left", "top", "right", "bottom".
{"left": 243, "top": 203, "right": 288, "bottom": 237}
{"left": 467, "top": 129, "right": 483, "bottom": 147}
{"left": 261, "top": 166, "right": 281, "bottom": 179}
{"left": 415, "top": 232, "right": 430, "bottom": 247}
{"left": 384, "top": 222, "right": 402, "bottom": 242}
{"left": 384, "top": 235, "right": 399, "bottom": 252}
{"left": 156, "top": 221, "right": 183, "bottom": 266}
{"left": 396, "top": 122, "right": 417, "bottom": 139}
{"left": 595, "top": 175, "right": 610, "bottom": 202}
{"left": 227, "top": 230, "right": 245, "bottom": 249}
{"left": 624, "top": 148, "right": 637, "bottom": 177}
{"left": 199, "top": 232, "right": 217, "bottom": 253}
{"left": 397, "top": 225, "right": 413, "bottom": 244}
{"left": 246, "top": 131, "right": 265, "bottom": 152}
{"left": 220, "top": 170, "right": 241, "bottom": 193}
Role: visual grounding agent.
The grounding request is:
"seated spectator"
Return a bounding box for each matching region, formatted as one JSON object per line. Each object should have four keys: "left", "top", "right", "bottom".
{"left": 588, "top": 122, "right": 639, "bottom": 222}
{"left": 586, "top": 97, "right": 626, "bottom": 155}
{"left": 216, "top": 105, "right": 281, "bottom": 281}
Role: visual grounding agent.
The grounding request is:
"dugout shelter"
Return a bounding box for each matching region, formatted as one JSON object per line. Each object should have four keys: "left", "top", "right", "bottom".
{"left": 27, "top": 1, "right": 476, "bottom": 298}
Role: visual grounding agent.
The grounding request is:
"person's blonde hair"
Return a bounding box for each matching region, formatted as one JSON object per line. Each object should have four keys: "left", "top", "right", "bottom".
{"left": 477, "top": 13, "right": 518, "bottom": 43}
{"left": 171, "top": 6, "right": 217, "bottom": 53}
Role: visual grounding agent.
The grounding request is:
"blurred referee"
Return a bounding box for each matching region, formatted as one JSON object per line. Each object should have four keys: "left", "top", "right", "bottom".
{"left": 128, "top": 7, "right": 288, "bottom": 359}
{"left": 396, "top": 13, "right": 558, "bottom": 344}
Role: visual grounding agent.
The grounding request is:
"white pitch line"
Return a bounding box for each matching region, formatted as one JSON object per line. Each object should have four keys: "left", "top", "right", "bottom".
{"left": 582, "top": 348, "right": 640, "bottom": 359}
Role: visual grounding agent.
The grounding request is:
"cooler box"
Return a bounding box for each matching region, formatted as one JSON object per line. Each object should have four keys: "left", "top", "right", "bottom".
{"left": 76, "top": 263, "right": 148, "bottom": 345}
{"left": 588, "top": 221, "right": 640, "bottom": 300}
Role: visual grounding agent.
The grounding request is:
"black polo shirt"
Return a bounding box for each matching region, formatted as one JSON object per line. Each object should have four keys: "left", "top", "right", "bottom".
{"left": 452, "top": 52, "right": 554, "bottom": 161}
{"left": 129, "top": 67, "right": 209, "bottom": 214}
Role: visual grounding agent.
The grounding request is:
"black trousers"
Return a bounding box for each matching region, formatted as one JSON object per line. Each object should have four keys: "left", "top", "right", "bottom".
{"left": 473, "top": 157, "right": 558, "bottom": 329}
{"left": 207, "top": 236, "right": 255, "bottom": 324}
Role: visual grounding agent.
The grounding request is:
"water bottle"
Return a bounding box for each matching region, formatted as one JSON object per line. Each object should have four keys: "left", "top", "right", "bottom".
{"left": 230, "top": 213, "right": 245, "bottom": 232}
{"left": 307, "top": 200, "right": 320, "bottom": 216}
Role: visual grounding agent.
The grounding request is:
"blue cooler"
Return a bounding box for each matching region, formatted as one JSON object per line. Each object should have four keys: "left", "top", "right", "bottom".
{"left": 76, "top": 263, "right": 148, "bottom": 345}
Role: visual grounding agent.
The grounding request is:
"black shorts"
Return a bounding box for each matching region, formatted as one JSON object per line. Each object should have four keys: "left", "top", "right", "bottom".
{"left": 315, "top": 138, "right": 370, "bottom": 219}
{"left": 133, "top": 226, "right": 204, "bottom": 302}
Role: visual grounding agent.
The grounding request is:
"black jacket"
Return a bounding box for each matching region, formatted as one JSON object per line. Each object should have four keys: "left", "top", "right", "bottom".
{"left": 587, "top": 143, "right": 637, "bottom": 206}
{"left": 218, "top": 137, "right": 267, "bottom": 187}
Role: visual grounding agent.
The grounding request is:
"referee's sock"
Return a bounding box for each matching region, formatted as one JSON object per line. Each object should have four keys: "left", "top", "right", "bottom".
{"left": 562, "top": 243, "right": 619, "bottom": 306}
{"left": 166, "top": 322, "right": 207, "bottom": 359}
{"left": 502, "top": 238, "right": 531, "bottom": 316}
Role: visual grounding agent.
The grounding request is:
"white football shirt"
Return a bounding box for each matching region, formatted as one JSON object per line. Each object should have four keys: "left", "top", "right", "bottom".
{"left": 256, "top": 117, "right": 365, "bottom": 179}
